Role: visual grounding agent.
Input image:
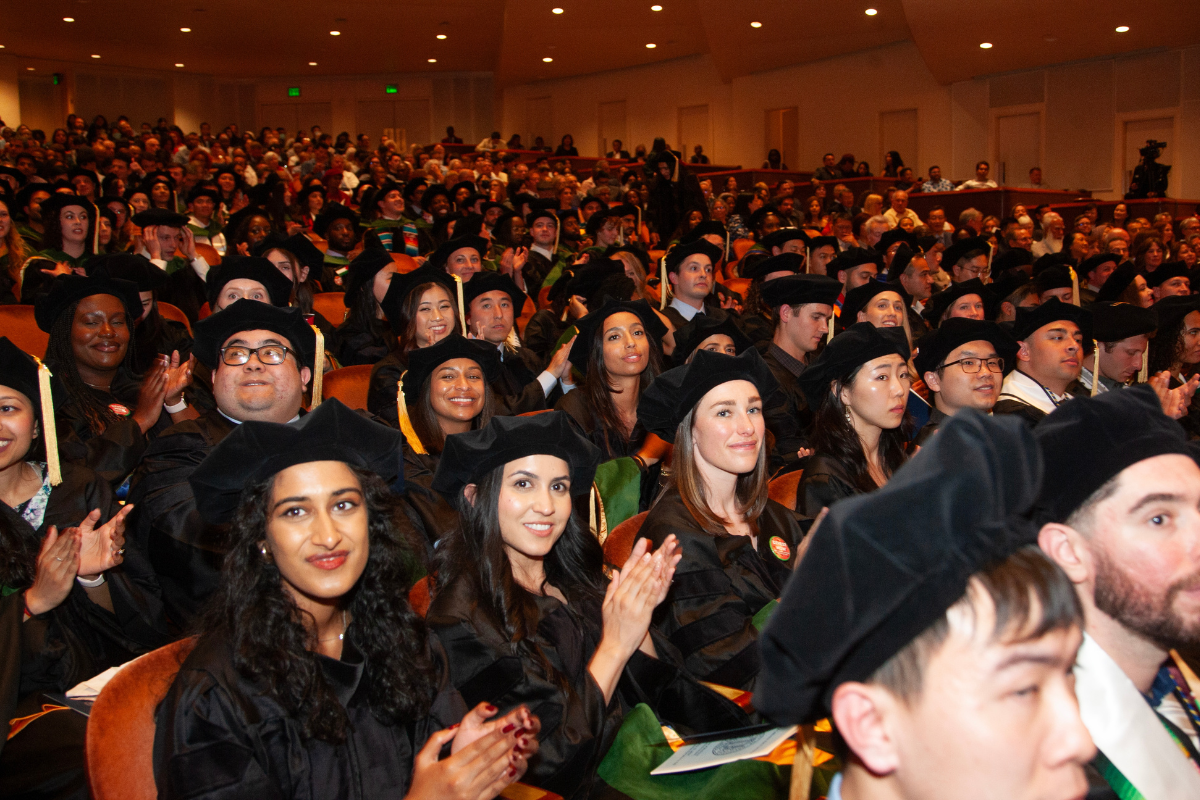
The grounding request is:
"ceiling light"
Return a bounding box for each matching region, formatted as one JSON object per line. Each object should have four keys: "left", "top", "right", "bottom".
{"left": 27, "top": 67, "right": 35, "bottom": 71}
{"left": 646, "top": 42, "right": 656, "bottom": 48}
{"left": 308, "top": 61, "right": 318, "bottom": 66}
{"left": 864, "top": 8, "right": 877, "bottom": 16}
{"left": 750, "top": 21, "right": 762, "bottom": 28}
{"left": 1116, "top": 25, "right": 1129, "bottom": 32}
{"left": 552, "top": 7, "right": 563, "bottom": 13}
{"left": 979, "top": 42, "right": 993, "bottom": 48}
{"left": 180, "top": 27, "right": 191, "bottom": 32}
{"left": 91, "top": 54, "right": 101, "bottom": 58}
{"left": 175, "top": 63, "right": 185, "bottom": 67}
{"left": 436, "top": 34, "right": 447, "bottom": 39}
{"left": 63, "top": 17, "right": 74, "bottom": 22}
{"left": 329, "top": 30, "right": 340, "bottom": 36}
{"left": 543, "top": 57, "right": 553, "bottom": 62}
{"left": 428, "top": 58, "right": 437, "bottom": 63}
{"left": 651, "top": 4, "right": 662, "bottom": 9}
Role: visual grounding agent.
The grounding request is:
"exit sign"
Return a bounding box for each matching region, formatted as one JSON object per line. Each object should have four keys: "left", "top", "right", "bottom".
{"left": 385, "top": 84, "right": 398, "bottom": 94}
{"left": 288, "top": 87, "right": 300, "bottom": 97}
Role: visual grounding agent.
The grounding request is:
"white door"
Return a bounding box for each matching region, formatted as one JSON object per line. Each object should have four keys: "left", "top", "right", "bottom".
{"left": 995, "top": 112, "right": 1041, "bottom": 186}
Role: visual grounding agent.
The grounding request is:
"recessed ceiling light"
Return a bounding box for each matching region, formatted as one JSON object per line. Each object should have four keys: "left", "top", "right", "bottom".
{"left": 329, "top": 30, "right": 340, "bottom": 36}
{"left": 552, "top": 7, "right": 563, "bottom": 13}
{"left": 651, "top": 4, "right": 662, "bottom": 9}
{"left": 175, "top": 63, "right": 185, "bottom": 67}
{"left": 1116, "top": 25, "right": 1129, "bottom": 32}
{"left": 180, "top": 27, "right": 191, "bottom": 32}
{"left": 543, "top": 57, "right": 553, "bottom": 62}
{"left": 308, "top": 61, "right": 318, "bottom": 66}
{"left": 428, "top": 58, "right": 437, "bottom": 63}
{"left": 750, "top": 21, "right": 762, "bottom": 28}
{"left": 646, "top": 42, "right": 656, "bottom": 48}
{"left": 63, "top": 16, "right": 74, "bottom": 22}
{"left": 0, "top": 45, "right": 5, "bottom": 49}
{"left": 27, "top": 67, "right": 35, "bottom": 71}
{"left": 865, "top": 8, "right": 877, "bottom": 16}
{"left": 436, "top": 34, "right": 447, "bottom": 39}
{"left": 979, "top": 42, "right": 993, "bottom": 49}
{"left": 91, "top": 54, "right": 101, "bottom": 58}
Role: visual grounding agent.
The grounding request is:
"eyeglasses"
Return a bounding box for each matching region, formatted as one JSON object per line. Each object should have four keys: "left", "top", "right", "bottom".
{"left": 939, "top": 356, "right": 1004, "bottom": 374}
{"left": 220, "top": 344, "right": 294, "bottom": 366}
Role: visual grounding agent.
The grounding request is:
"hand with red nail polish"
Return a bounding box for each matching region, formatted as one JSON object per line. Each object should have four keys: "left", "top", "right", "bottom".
{"left": 407, "top": 703, "right": 539, "bottom": 800}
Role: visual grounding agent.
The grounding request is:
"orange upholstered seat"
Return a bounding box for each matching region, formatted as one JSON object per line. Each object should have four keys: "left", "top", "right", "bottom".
{"left": 603, "top": 510, "right": 648, "bottom": 568}
{"left": 85, "top": 636, "right": 198, "bottom": 800}
{"left": 732, "top": 238, "right": 756, "bottom": 260}
{"left": 312, "top": 291, "right": 348, "bottom": 325}
{"left": 0, "top": 305, "right": 48, "bottom": 357}
{"left": 193, "top": 243, "right": 221, "bottom": 266}
{"left": 724, "top": 277, "right": 751, "bottom": 298}
{"left": 767, "top": 470, "right": 803, "bottom": 511}
{"left": 156, "top": 302, "right": 192, "bottom": 334}
{"left": 409, "top": 575, "right": 434, "bottom": 617}
{"left": 321, "top": 364, "right": 373, "bottom": 410}
{"left": 516, "top": 296, "right": 536, "bottom": 337}
{"left": 391, "top": 253, "right": 420, "bottom": 273}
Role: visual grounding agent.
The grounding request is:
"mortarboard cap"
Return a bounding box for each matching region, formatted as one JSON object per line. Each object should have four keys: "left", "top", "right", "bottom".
{"left": 567, "top": 300, "right": 666, "bottom": 377}
{"left": 34, "top": 273, "right": 140, "bottom": 333}
{"left": 191, "top": 298, "right": 316, "bottom": 371}
{"left": 400, "top": 334, "right": 500, "bottom": 409}
{"left": 797, "top": 323, "right": 910, "bottom": 406}
{"left": 639, "top": 348, "right": 778, "bottom": 442}
{"left": 913, "top": 317, "right": 1017, "bottom": 377}
{"left": 671, "top": 315, "right": 755, "bottom": 367}
{"left": 205, "top": 255, "right": 293, "bottom": 309}
{"left": 1011, "top": 296, "right": 1091, "bottom": 342}
{"left": 759, "top": 273, "right": 842, "bottom": 309}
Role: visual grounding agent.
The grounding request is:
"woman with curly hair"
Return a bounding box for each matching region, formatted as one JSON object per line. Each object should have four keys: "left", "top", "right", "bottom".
{"left": 155, "top": 400, "right": 538, "bottom": 800}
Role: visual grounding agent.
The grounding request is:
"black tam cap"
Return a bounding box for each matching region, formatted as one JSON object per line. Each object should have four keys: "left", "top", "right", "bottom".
{"left": 665, "top": 238, "right": 723, "bottom": 274}
{"left": 1152, "top": 294, "right": 1200, "bottom": 335}
{"left": 671, "top": 315, "right": 754, "bottom": 367}
{"left": 797, "top": 323, "right": 910, "bottom": 406}
{"left": 1095, "top": 262, "right": 1140, "bottom": 303}
{"left": 400, "top": 334, "right": 500, "bottom": 408}
{"left": 429, "top": 235, "right": 488, "bottom": 272}
{"left": 755, "top": 410, "right": 1043, "bottom": 724}
{"left": 680, "top": 221, "right": 728, "bottom": 246}
{"left": 990, "top": 247, "right": 1033, "bottom": 276}
{"left": 875, "top": 227, "right": 917, "bottom": 254}
{"left": 828, "top": 247, "right": 882, "bottom": 278}
{"left": 585, "top": 205, "right": 623, "bottom": 237}
{"left": 34, "top": 274, "right": 141, "bottom": 333}
{"left": 841, "top": 280, "right": 910, "bottom": 324}
{"left": 913, "top": 318, "right": 1017, "bottom": 377}
{"left": 760, "top": 273, "right": 843, "bottom": 310}
{"left": 526, "top": 205, "right": 559, "bottom": 228}
{"left": 1033, "top": 264, "right": 1076, "bottom": 294}
{"left": 132, "top": 208, "right": 189, "bottom": 229}
{"left": 1012, "top": 297, "right": 1091, "bottom": 342}
{"left": 568, "top": 300, "right": 666, "bottom": 377}
{"left": 462, "top": 271, "right": 527, "bottom": 314}
{"left": 741, "top": 252, "right": 803, "bottom": 282}
{"left": 942, "top": 236, "right": 990, "bottom": 267}
{"left": 1144, "top": 260, "right": 1190, "bottom": 289}
{"left": 89, "top": 252, "right": 168, "bottom": 292}
{"left": 39, "top": 192, "right": 95, "bottom": 219}
{"left": 205, "top": 256, "right": 293, "bottom": 309}
{"left": 884, "top": 244, "right": 920, "bottom": 282}
{"left": 639, "top": 348, "right": 779, "bottom": 443}
{"left": 1078, "top": 253, "right": 1119, "bottom": 281}
{"left": 758, "top": 228, "right": 809, "bottom": 252}
{"left": 341, "top": 246, "right": 394, "bottom": 307}
{"left": 432, "top": 411, "right": 601, "bottom": 500}
{"left": 568, "top": 260, "right": 627, "bottom": 309}
{"left": 380, "top": 263, "right": 458, "bottom": 336}
{"left": 189, "top": 399, "right": 405, "bottom": 525}
{"left": 0, "top": 336, "right": 59, "bottom": 408}
{"left": 1034, "top": 385, "right": 1191, "bottom": 524}
{"left": 191, "top": 299, "right": 316, "bottom": 371}
{"left": 253, "top": 233, "right": 326, "bottom": 274}
{"left": 922, "top": 278, "right": 989, "bottom": 326}
{"left": 1090, "top": 302, "right": 1157, "bottom": 343}
{"left": 313, "top": 202, "right": 359, "bottom": 238}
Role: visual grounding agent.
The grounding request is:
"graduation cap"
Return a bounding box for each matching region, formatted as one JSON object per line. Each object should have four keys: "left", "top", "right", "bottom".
{"left": 423, "top": 183, "right": 451, "bottom": 211}
{"left": 0, "top": 165, "right": 27, "bottom": 189}
{"left": 39, "top": 191, "right": 95, "bottom": 221}
{"left": 942, "top": 236, "right": 990, "bottom": 267}
{"left": 567, "top": 300, "right": 666, "bottom": 377}
{"left": 187, "top": 185, "right": 222, "bottom": 205}
{"left": 585, "top": 205, "right": 623, "bottom": 237}
{"left": 313, "top": 202, "right": 360, "bottom": 238}
{"left": 67, "top": 166, "right": 100, "bottom": 192}
{"left": 741, "top": 252, "right": 803, "bottom": 283}
{"left": 34, "top": 273, "right": 141, "bottom": 333}
{"left": 1033, "top": 264, "right": 1076, "bottom": 293}
{"left": 221, "top": 205, "right": 268, "bottom": 244}
{"left": 1095, "top": 262, "right": 1140, "bottom": 303}
{"left": 639, "top": 348, "right": 779, "bottom": 443}
{"left": 14, "top": 182, "right": 53, "bottom": 212}
{"left": 402, "top": 177, "right": 427, "bottom": 200}
{"left": 1090, "top": 301, "right": 1157, "bottom": 343}
{"left": 841, "top": 280, "right": 911, "bottom": 324}
{"left": 1144, "top": 260, "right": 1190, "bottom": 289}
{"left": 746, "top": 206, "right": 778, "bottom": 232}
{"left": 797, "top": 322, "right": 910, "bottom": 405}
{"left": 1012, "top": 296, "right": 1091, "bottom": 342}
{"left": 664, "top": 238, "right": 723, "bottom": 274}
{"left": 758, "top": 228, "right": 810, "bottom": 253}
{"left": 568, "top": 260, "right": 628, "bottom": 309}
{"left": 875, "top": 227, "right": 917, "bottom": 254}
{"left": 432, "top": 411, "right": 602, "bottom": 501}
{"left": 527, "top": 204, "right": 560, "bottom": 228}
{"left": 399, "top": 333, "right": 500, "bottom": 410}
{"left": 89, "top": 252, "right": 168, "bottom": 293}
{"left": 205, "top": 256, "right": 293, "bottom": 309}
{"left": 1034, "top": 385, "right": 1191, "bottom": 525}
{"left": 921, "top": 278, "right": 989, "bottom": 326}
{"left": 913, "top": 317, "right": 1017, "bottom": 378}
{"left": 380, "top": 263, "right": 460, "bottom": 336}
{"left": 0, "top": 337, "right": 64, "bottom": 485}
{"left": 603, "top": 245, "right": 650, "bottom": 273}
{"left": 807, "top": 235, "right": 838, "bottom": 252}
{"left": 755, "top": 410, "right": 1044, "bottom": 724}
{"left": 429, "top": 235, "right": 488, "bottom": 272}
{"left": 341, "top": 245, "right": 394, "bottom": 308}
{"left": 1077, "top": 253, "right": 1119, "bottom": 282}
{"left": 578, "top": 195, "right": 607, "bottom": 214}
{"left": 1151, "top": 294, "right": 1200, "bottom": 335}
{"left": 132, "top": 207, "right": 189, "bottom": 229}
{"left": 672, "top": 315, "right": 755, "bottom": 367}
{"left": 191, "top": 298, "right": 317, "bottom": 371}
{"left": 680, "top": 220, "right": 729, "bottom": 246}
{"left": 828, "top": 247, "right": 882, "bottom": 278}
{"left": 462, "top": 270, "right": 527, "bottom": 316}
{"left": 260, "top": 233, "right": 327, "bottom": 274}
{"left": 884, "top": 244, "right": 920, "bottom": 282}
{"left": 1031, "top": 251, "right": 1069, "bottom": 276}
{"left": 189, "top": 398, "right": 405, "bottom": 525}
{"left": 450, "top": 180, "right": 477, "bottom": 200}
{"left": 990, "top": 247, "right": 1033, "bottom": 276}
{"left": 759, "top": 273, "right": 843, "bottom": 310}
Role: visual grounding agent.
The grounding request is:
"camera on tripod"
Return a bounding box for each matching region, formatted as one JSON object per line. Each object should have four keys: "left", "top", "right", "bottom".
{"left": 1139, "top": 140, "right": 1167, "bottom": 159}
{"left": 1126, "top": 139, "right": 1170, "bottom": 199}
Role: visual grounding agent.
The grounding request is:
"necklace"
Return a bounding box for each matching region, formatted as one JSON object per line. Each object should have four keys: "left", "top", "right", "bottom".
{"left": 317, "top": 610, "right": 349, "bottom": 643}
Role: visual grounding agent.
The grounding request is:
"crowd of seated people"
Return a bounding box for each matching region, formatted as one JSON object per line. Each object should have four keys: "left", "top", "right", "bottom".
{"left": 2, "top": 112, "right": 1200, "bottom": 800}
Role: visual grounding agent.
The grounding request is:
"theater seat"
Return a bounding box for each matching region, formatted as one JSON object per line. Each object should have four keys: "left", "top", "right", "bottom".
{"left": 391, "top": 253, "right": 420, "bottom": 273}
{"left": 312, "top": 292, "right": 348, "bottom": 325}
{"left": 0, "top": 305, "right": 48, "bottom": 357}
{"left": 321, "top": 365, "right": 373, "bottom": 410}
{"left": 86, "top": 636, "right": 198, "bottom": 800}
{"left": 732, "top": 239, "right": 756, "bottom": 260}
{"left": 193, "top": 243, "right": 221, "bottom": 267}
{"left": 537, "top": 285, "right": 552, "bottom": 310}
{"left": 603, "top": 510, "right": 648, "bottom": 568}
{"left": 409, "top": 575, "right": 433, "bottom": 618}
{"left": 516, "top": 296, "right": 536, "bottom": 337}
{"left": 197, "top": 302, "right": 211, "bottom": 320}
{"left": 156, "top": 302, "right": 192, "bottom": 334}
{"left": 724, "top": 277, "right": 750, "bottom": 299}
{"left": 767, "top": 470, "right": 803, "bottom": 511}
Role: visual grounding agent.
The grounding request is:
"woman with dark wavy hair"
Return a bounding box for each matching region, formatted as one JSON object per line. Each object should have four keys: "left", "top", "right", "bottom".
{"left": 796, "top": 322, "right": 912, "bottom": 516}
{"left": 428, "top": 412, "right": 750, "bottom": 800}
{"left": 155, "top": 400, "right": 539, "bottom": 800}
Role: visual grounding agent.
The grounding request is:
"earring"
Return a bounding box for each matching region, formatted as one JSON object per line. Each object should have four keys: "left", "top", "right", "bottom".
{"left": 260, "top": 544, "right": 269, "bottom": 557}
{"left": 844, "top": 408, "right": 853, "bottom": 426}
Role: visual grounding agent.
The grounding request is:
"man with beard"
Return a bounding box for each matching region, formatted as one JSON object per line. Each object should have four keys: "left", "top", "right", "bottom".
{"left": 312, "top": 202, "right": 361, "bottom": 289}
{"left": 1036, "top": 387, "right": 1200, "bottom": 799}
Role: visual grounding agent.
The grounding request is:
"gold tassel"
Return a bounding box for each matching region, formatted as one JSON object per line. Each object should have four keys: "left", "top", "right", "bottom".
{"left": 505, "top": 326, "right": 521, "bottom": 353}
{"left": 1091, "top": 340, "right": 1100, "bottom": 397}
{"left": 827, "top": 307, "right": 836, "bottom": 344}
{"left": 804, "top": 245, "right": 810, "bottom": 275}
{"left": 787, "top": 726, "right": 815, "bottom": 800}
{"left": 309, "top": 323, "right": 324, "bottom": 407}
{"left": 453, "top": 274, "right": 467, "bottom": 335}
{"left": 89, "top": 201, "right": 100, "bottom": 257}
{"left": 1069, "top": 266, "right": 1080, "bottom": 307}
{"left": 33, "top": 356, "right": 62, "bottom": 486}
{"left": 553, "top": 214, "right": 560, "bottom": 254}
{"left": 986, "top": 240, "right": 994, "bottom": 280}
{"left": 1139, "top": 346, "right": 1149, "bottom": 384}
{"left": 659, "top": 253, "right": 669, "bottom": 310}
{"left": 396, "top": 376, "right": 428, "bottom": 455}
{"left": 589, "top": 485, "right": 598, "bottom": 537}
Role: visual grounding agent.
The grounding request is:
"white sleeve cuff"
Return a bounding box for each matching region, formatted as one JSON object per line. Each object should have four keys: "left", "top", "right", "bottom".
{"left": 191, "top": 257, "right": 210, "bottom": 280}
{"left": 536, "top": 370, "right": 557, "bottom": 397}
{"left": 559, "top": 379, "right": 576, "bottom": 395}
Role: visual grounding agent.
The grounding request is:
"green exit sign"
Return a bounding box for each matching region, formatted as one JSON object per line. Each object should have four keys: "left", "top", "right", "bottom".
{"left": 385, "top": 84, "right": 398, "bottom": 94}
{"left": 287, "top": 87, "right": 300, "bottom": 97}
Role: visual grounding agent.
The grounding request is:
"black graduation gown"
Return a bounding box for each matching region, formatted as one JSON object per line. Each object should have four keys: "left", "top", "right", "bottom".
{"left": 737, "top": 312, "right": 774, "bottom": 353}
{"left": 54, "top": 378, "right": 152, "bottom": 490}
{"left": 991, "top": 398, "right": 1048, "bottom": 425}
{"left": 523, "top": 309, "right": 569, "bottom": 363}
{"left": 125, "top": 409, "right": 237, "bottom": 629}
{"left": 158, "top": 263, "right": 208, "bottom": 324}
{"left": 493, "top": 346, "right": 556, "bottom": 416}
{"left": 761, "top": 347, "right": 812, "bottom": 476}
{"left": 1170, "top": 374, "right": 1200, "bottom": 440}
{"left": 911, "top": 407, "right": 948, "bottom": 448}
{"left": 555, "top": 390, "right": 644, "bottom": 461}
{"left": 428, "top": 574, "right": 753, "bottom": 800}
{"left": 796, "top": 454, "right": 862, "bottom": 517}
{"left": 401, "top": 449, "right": 458, "bottom": 549}
{"left": 641, "top": 489, "right": 803, "bottom": 692}
{"left": 153, "top": 634, "right": 467, "bottom": 800}
{"left": 367, "top": 351, "right": 405, "bottom": 426}
{"left": 331, "top": 318, "right": 391, "bottom": 367}
{"left": 660, "top": 305, "right": 727, "bottom": 333}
